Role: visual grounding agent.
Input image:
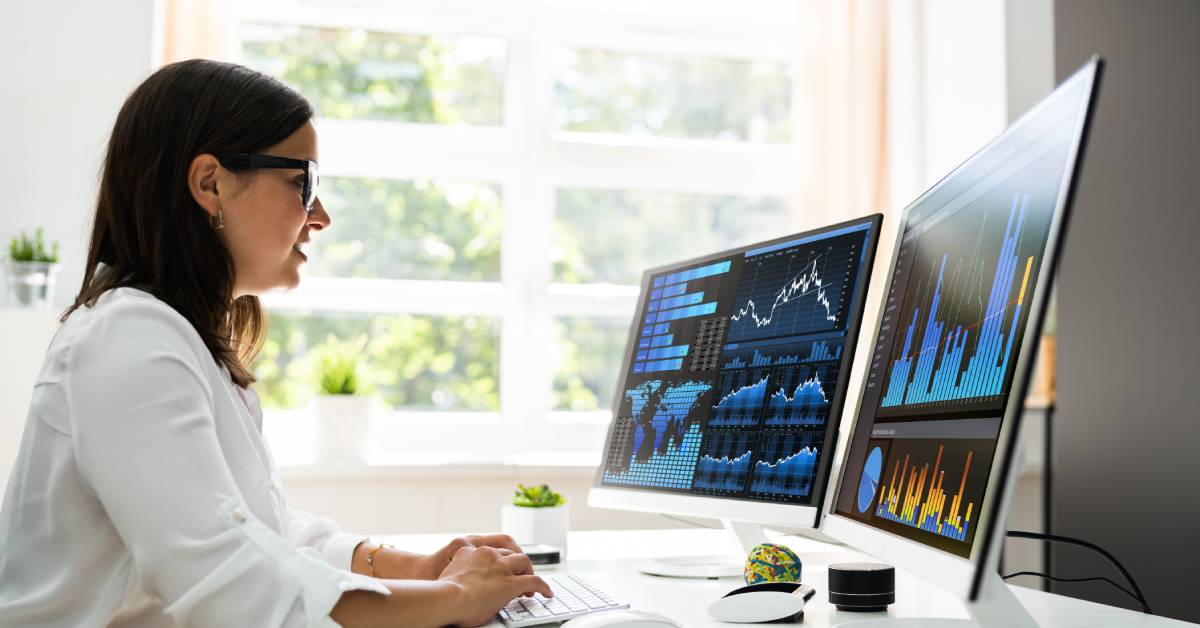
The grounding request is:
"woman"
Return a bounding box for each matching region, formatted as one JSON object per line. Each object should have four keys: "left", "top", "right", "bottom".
{"left": 0, "top": 59, "right": 550, "bottom": 627}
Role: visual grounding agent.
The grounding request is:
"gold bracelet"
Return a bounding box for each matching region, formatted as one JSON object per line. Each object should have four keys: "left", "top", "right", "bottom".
{"left": 366, "top": 543, "right": 393, "bottom": 577}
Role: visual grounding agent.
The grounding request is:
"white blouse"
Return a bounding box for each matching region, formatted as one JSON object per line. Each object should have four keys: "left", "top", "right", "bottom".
{"left": 0, "top": 287, "right": 389, "bottom": 627}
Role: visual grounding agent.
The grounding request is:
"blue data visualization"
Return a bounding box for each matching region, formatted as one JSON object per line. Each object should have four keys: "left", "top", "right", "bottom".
{"left": 765, "top": 367, "right": 831, "bottom": 427}
{"left": 710, "top": 368, "right": 772, "bottom": 427}
{"left": 749, "top": 432, "right": 822, "bottom": 498}
{"left": 880, "top": 194, "right": 1040, "bottom": 412}
{"left": 712, "top": 337, "right": 844, "bottom": 428}
{"left": 632, "top": 260, "right": 732, "bottom": 375}
{"left": 694, "top": 431, "right": 757, "bottom": 492}
{"left": 602, "top": 423, "right": 704, "bottom": 490}
{"left": 721, "top": 338, "right": 844, "bottom": 370}
{"left": 603, "top": 379, "right": 713, "bottom": 490}
{"left": 858, "top": 446, "right": 884, "bottom": 513}
{"left": 600, "top": 215, "right": 880, "bottom": 506}
{"left": 727, "top": 228, "right": 868, "bottom": 343}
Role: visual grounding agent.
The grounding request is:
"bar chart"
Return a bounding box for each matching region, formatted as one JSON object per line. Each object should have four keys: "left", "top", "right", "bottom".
{"left": 880, "top": 193, "right": 1041, "bottom": 411}
{"left": 872, "top": 441, "right": 991, "bottom": 544}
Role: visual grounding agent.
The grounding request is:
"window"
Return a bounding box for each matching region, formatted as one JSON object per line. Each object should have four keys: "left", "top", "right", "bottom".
{"left": 239, "top": 1, "right": 805, "bottom": 462}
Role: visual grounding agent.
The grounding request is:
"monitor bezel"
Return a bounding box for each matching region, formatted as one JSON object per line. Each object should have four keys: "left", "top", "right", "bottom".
{"left": 589, "top": 213, "right": 884, "bottom": 529}
{"left": 822, "top": 57, "right": 1103, "bottom": 601}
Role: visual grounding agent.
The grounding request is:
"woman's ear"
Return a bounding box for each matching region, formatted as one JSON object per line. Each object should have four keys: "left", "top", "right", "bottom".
{"left": 188, "top": 154, "right": 222, "bottom": 219}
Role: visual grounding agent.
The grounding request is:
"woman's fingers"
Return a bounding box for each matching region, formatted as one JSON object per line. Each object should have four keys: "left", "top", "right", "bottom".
{"left": 468, "top": 533, "right": 523, "bottom": 554}
{"left": 500, "top": 551, "right": 535, "bottom": 576}
{"left": 514, "top": 574, "right": 553, "bottom": 598}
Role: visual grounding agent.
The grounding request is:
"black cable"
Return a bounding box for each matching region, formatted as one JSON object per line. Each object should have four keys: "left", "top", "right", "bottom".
{"left": 1001, "top": 571, "right": 1145, "bottom": 611}
{"left": 1006, "top": 530, "right": 1151, "bottom": 614}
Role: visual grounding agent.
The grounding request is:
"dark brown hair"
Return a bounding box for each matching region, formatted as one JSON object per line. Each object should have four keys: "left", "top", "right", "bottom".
{"left": 64, "top": 59, "right": 314, "bottom": 386}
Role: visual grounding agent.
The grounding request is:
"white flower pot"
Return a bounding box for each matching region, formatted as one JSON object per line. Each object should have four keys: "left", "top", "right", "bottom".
{"left": 5, "top": 260, "right": 61, "bottom": 309}
{"left": 501, "top": 504, "right": 570, "bottom": 557}
{"left": 313, "top": 394, "right": 371, "bottom": 464}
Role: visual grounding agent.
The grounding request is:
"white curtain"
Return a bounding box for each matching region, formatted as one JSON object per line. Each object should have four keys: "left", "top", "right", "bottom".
{"left": 793, "top": 0, "right": 891, "bottom": 228}
{"left": 156, "top": 0, "right": 240, "bottom": 65}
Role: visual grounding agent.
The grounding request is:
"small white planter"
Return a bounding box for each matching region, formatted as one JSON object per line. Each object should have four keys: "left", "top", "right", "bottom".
{"left": 5, "top": 260, "right": 61, "bottom": 309}
{"left": 313, "top": 394, "right": 371, "bottom": 465}
{"left": 501, "top": 504, "right": 570, "bottom": 557}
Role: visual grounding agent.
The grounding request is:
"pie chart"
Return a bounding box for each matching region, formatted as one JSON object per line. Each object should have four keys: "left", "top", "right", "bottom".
{"left": 857, "top": 446, "right": 883, "bottom": 513}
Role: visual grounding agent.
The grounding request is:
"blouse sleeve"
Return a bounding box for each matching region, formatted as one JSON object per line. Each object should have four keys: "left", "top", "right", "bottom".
{"left": 65, "top": 299, "right": 388, "bottom": 627}
{"left": 285, "top": 507, "right": 371, "bottom": 573}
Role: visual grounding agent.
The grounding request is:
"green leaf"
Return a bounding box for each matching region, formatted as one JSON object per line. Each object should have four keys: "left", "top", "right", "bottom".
{"left": 7, "top": 228, "right": 59, "bottom": 263}
{"left": 314, "top": 332, "right": 368, "bottom": 395}
{"left": 512, "top": 483, "right": 566, "bottom": 508}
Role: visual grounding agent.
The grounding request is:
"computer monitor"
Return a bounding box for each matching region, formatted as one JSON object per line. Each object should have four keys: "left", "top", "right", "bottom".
{"left": 824, "top": 58, "right": 1103, "bottom": 626}
{"left": 589, "top": 214, "right": 883, "bottom": 577}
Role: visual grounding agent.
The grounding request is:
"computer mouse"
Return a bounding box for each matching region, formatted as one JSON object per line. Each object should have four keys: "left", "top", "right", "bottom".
{"left": 706, "top": 581, "right": 816, "bottom": 623}
{"left": 560, "top": 609, "right": 682, "bottom": 628}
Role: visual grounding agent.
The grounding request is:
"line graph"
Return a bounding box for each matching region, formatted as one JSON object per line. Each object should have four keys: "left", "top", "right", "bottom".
{"left": 731, "top": 256, "right": 835, "bottom": 328}
{"left": 765, "top": 369, "right": 830, "bottom": 427}
{"left": 694, "top": 430, "right": 756, "bottom": 492}
{"left": 710, "top": 368, "right": 771, "bottom": 427}
{"left": 749, "top": 432, "right": 822, "bottom": 498}
{"left": 727, "top": 229, "right": 866, "bottom": 342}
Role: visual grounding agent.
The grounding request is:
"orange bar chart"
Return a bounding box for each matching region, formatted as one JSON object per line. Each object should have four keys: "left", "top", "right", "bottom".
{"left": 874, "top": 444, "right": 977, "bottom": 542}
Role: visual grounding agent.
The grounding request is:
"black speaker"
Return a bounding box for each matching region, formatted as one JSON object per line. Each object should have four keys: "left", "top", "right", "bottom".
{"left": 827, "top": 562, "right": 895, "bottom": 612}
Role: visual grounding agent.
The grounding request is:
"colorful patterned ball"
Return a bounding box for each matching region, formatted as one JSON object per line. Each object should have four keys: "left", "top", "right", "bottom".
{"left": 743, "top": 543, "right": 803, "bottom": 584}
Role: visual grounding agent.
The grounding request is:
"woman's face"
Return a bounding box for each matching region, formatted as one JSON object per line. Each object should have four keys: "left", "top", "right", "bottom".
{"left": 217, "top": 121, "right": 330, "bottom": 296}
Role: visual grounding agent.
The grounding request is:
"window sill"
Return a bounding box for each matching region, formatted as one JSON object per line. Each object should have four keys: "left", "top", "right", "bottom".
{"left": 263, "top": 408, "right": 611, "bottom": 467}
{"left": 277, "top": 453, "right": 600, "bottom": 481}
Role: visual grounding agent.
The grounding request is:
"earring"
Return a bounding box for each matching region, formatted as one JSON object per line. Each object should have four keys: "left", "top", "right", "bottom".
{"left": 212, "top": 210, "right": 224, "bottom": 230}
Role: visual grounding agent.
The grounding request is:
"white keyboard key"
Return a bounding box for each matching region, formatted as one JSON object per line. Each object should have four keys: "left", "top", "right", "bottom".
{"left": 499, "top": 574, "right": 629, "bottom": 627}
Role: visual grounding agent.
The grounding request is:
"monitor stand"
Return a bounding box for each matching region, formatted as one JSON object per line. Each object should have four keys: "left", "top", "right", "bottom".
{"left": 838, "top": 571, "right": 1038, "bottom": 628}
{"left": 636, "top": 519, "right": 765, "bottom": 578}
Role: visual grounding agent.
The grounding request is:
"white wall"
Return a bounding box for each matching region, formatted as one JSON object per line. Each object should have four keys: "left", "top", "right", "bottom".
{"left": 0, "top": 0, "right": 157, "bottom": 309}
{"left": 1004, "top": 0, "right": 1056, "bottom": 122}
{"left": 0, "top": 1, "right": 157, "bottom": 499}
{"left": 888, "top": 0, "right": 1011, "bottom": 212}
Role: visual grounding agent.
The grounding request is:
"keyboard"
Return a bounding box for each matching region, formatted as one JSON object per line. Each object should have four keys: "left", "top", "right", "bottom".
{"left": 498, "top": 573, "right": 629, "bottom": 627}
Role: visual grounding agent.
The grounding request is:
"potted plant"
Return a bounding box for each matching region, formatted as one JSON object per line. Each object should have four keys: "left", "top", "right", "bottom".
{"left": 501, "top": 484, "right": 569, "bottom": 557}
{"left": 311, "top": 333, "right": 372, "bottom": 464}
{"left": 6, "top": 229, "right": 61, "bottom": 308}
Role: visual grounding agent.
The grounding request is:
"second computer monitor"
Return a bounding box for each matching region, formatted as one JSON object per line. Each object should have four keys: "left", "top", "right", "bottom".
{"left": 825, "top": 58, "right": 1102, "bottom": 619}
{"left": 589, "top": 214, "right": 882, "bottom": 530}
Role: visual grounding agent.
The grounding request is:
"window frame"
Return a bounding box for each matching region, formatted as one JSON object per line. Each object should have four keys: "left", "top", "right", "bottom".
{"left": 241, "top": 0, "right": 807, "bottom": 462}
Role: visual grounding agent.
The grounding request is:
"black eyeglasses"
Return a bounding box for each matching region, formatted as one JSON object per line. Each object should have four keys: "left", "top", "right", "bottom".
{"left": 215, "top": 153, "right": 320, "bottom": 212}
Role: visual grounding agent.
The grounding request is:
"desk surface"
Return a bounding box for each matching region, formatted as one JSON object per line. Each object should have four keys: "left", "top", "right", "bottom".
{"left": 377, "top": 528, "right": 1185, "bottom": 628}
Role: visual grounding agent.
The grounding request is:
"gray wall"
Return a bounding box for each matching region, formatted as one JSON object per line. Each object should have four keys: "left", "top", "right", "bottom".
{"left": 1053, "top": 0, "right": 1200, "bottom": 621}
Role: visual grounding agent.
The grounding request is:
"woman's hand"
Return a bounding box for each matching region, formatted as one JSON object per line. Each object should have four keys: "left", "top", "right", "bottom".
{"left": 439, "top": 546, "right": 552, "bottom": 627}
{"left": 354, "top": 534, "right": 524, "bottom": 581}
{"left": 415, "top": 534, "right": 524, "bottom": 580}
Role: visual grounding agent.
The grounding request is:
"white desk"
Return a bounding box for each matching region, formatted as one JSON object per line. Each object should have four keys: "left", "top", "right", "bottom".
{"left": 376, "top": 528, "right": 1187, "bottom": 628}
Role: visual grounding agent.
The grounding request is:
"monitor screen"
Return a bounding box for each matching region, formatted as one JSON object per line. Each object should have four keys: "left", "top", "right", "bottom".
{"left": 832, "top": 66, "right": 1097, "bottom": 557}
{"left": 596, "top": 215, "right": 881, "bottom": 509}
